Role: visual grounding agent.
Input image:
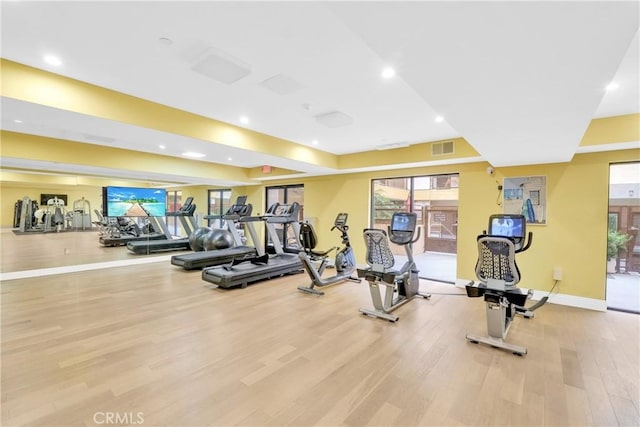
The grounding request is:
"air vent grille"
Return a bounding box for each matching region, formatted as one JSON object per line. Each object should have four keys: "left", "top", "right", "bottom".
{"left": 191, "top": 47, "right": 251, "bottom": 84}
{"left": 259, "top": 74, "right": 304, "bottom": 95}
{"left": 314, "top": 111, "right": 353, "bottom": 128}
{"left": 431, "top": 140, "right": 455, "bottom": 156}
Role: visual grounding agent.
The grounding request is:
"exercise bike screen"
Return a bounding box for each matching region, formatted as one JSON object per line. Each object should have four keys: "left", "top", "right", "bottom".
{"left": 489, "top": 215, "right": 524, "bottom": 238}
{"left": 391, "top": 213, "right": 416, "bottom": 232}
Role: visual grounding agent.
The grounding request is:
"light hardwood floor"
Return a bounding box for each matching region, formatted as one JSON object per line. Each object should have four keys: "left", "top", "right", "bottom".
{"left": 1, "top": 230, "right": 639, "bottom": 426}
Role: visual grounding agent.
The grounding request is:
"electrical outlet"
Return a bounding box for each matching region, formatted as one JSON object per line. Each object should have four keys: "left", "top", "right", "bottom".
{"left": 553, "top": 268, "right": 563, "bottom": 281}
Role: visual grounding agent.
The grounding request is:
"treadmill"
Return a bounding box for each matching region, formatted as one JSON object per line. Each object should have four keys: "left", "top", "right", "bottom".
{"left": 99, "top": 215, "right": 171, "bottom": 247}
{"left": 201, "top": 202, "right": 304, "bottom": 289}
{"left": 170, "top": 197, "right": 262, "bottom": 270}
{"left": 126, "top": 197, "right": 197, "bottom": 254}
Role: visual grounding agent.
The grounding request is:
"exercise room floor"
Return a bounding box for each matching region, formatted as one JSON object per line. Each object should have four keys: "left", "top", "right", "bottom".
{"left": 1, "top": 229, "right": 639, "bottom": 426}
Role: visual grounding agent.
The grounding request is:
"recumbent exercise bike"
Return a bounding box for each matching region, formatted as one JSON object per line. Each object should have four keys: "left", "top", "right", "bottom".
{"left": 357, "top": 212, "right": 430, "bottom": 322}
{"left": 297, "top": 212, "right": 360, "bottom": 295}
{"left": 465, "top": 214, "right": 547, "bottom": 356}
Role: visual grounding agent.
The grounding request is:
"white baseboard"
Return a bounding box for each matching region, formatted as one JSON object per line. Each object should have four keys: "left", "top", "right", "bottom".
{"left": 530, "top": 290, "right": 607, "bottom": 312}
{"left": 0, "top": 255, "right": 173, "bottom": 282}
{"left": 456, "top": 279, "right": 607, "bottom": 312}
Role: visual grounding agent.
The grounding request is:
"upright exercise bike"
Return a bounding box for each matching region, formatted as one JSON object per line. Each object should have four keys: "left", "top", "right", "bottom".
{"left": 465, "top": 214, "right": 547, "bottom": 356}
{"left": 357, "top": 211, "right": 430, "bottom": 322}
{"left": 297, "top": 213, "right": 360, "bottom": 295}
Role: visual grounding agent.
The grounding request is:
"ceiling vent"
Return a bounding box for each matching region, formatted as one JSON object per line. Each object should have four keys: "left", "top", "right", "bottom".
{"left": 431, "top": 140, "right": 455, "bottom": 156}
{"left": 259, "top": 74, "right": 304, "bottom": 95}
{"left": 314, "top": 111, "right": 353, "bottom": 128}
{"left": 191, "top": 47, "right": 251, "bottom": 84}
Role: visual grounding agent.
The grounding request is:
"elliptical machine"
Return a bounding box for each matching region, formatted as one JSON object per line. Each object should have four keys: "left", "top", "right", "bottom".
{"left": 357, "top": 212, "right": 431, "bottom": 322}
{"left": 465, "top": 214, "right": 547, "bottom": 356}
{"left": 297, "top": 212, "right": 360, "bottom": 295}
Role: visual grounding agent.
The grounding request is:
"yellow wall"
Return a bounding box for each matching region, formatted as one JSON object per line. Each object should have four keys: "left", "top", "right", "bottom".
{"left": 2, "top": 148, "right": 638, "bottom": 302}
{"left": 1, "top": 59, "right": 338, "bottom": 171}
{"left": 0, "top": 183, "right": 103, "bottom": 227}
{"left": 1, "top": 131, "right": 253, "bottom": 185}
{"left": 248, "top": 148, "right": 639, "bottom": 302}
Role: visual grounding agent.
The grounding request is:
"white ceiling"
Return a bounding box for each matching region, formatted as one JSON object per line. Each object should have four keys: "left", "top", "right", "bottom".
{"left": 1, "top": 1, "right": 638, "bottom": 185}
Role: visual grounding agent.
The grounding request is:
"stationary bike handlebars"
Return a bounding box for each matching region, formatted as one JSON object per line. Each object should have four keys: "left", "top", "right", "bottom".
{"left": 518, "top": 232, "right": 533, "bottom": 253}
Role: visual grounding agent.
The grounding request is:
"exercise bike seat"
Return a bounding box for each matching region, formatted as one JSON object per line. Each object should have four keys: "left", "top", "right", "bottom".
{"left": 465, "top": 235, "right": 529, "bottom": 305}
{"left": 299, "top": 222, "right": 337, "bottom": 259}
{"left": 465, "top": 284, "right": 529, "bottom": 307}
{"left": 356, "top": 228, "right": 402, "bottom": 284}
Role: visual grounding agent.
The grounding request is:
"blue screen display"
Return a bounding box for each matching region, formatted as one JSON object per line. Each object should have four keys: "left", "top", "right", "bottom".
{"left": 105, "top": 186, "right": 167, "bottom": 217}
{"left": 489, "top": 215, "right": 524, "bottom": 238}
{"left": 391, "top": 213, "right": 416, "bottom": 232}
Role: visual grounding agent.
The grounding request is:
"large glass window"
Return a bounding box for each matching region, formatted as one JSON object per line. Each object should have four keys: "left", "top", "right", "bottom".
{"left": 371, "top": 173, "right": 459, "bottom": 283}
{"left": 207, "top": 189, "right": 232, "bottom": 228}
{"left": 166, "top": 190, "right": 182, "bottom": 237}
{"left": 606, "top": 162, "right": 640, "bottom": 313}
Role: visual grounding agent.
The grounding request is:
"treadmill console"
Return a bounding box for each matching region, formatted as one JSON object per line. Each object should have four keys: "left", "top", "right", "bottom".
{"left": 334, "top": 212, "right": 348, "bottom": 227}
{"left": 264, "top": 202, "right": 300, "bottom": 223}
{"left": 225, "top": 196, "right": 251, "bottom": 217}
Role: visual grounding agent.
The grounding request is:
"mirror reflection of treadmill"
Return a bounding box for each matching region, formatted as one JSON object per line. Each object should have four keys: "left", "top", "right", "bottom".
{"left": 201, "top": 202, "right": 304, "bottom": 289}
{"left": 170, "top": 197, "right": 259, "bottom": 270}
{"left": 126, "top": 197, "right": 197, "bottom": 254}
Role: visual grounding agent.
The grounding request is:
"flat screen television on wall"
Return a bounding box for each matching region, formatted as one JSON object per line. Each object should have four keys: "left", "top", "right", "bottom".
{"left": 40, "top": 194, "right": 68, "bottom": 206}
{"left": 102, "top": 186, "right": 167, "bottom": 217}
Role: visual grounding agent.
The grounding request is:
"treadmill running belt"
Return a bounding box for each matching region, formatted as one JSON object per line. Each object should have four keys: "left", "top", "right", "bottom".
{"left": 127, "top": 238, "right": 190, "bottom": 254}
{"left": 201, "top": 254, "right": 303, "bottom": 289}
{"left": 170, "top": 246, "right": 257, "bottom": 270}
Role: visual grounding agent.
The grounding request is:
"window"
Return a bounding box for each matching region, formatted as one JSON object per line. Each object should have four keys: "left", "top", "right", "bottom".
{"left": 371, "top": 173, "right": 459, "bottom": 283}
{"left": 166, "top": 190, "right": 182, "bottom": 236}
{"left": 207, "top": 189, "right": 232, "bottom": 228}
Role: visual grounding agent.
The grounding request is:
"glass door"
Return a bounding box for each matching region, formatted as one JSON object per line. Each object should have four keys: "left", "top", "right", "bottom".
{"left": 371, "top": 173, "right": 459, "bottom": 283}
{"left": 207, "top": 189, "right": 232, "bottom": 229}
{"left": 607, "top": 162, "right": 640, "bottom": 313}
{"left": 166, "top": 190, "right": 182, "bottom": 237}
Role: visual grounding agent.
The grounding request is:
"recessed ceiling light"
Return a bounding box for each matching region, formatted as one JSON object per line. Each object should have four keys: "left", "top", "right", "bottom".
{"left": 43, "top": 55, "right": 62, "bottom": 66}
{"left": 435, "top": 116, "right": 445, "bottom": 123}
{"left": 312, "top": 139, "right": 319, "bottom": 146}
{"left": 13, "top": 119, "right": 23, "bottom": 124}
{"left": 227, "top": 157, "right": 233, "bottom": 161}
{"left": 606, "top": 82, "right": 620, "bottom": 91}
{"left": 158, "top": 37, "right": 173, "bottom": 46}
{"left": 381, "top": 67, "right": 395, "bottom": 79}
{"left": 182, "top": 151, "right": 205, "bottom": 158}
{"left": 239, "top": 116, "right": 249, "bottom": 125}
{"left": 159, "top": 145, "right": 166, "bottom": 150}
